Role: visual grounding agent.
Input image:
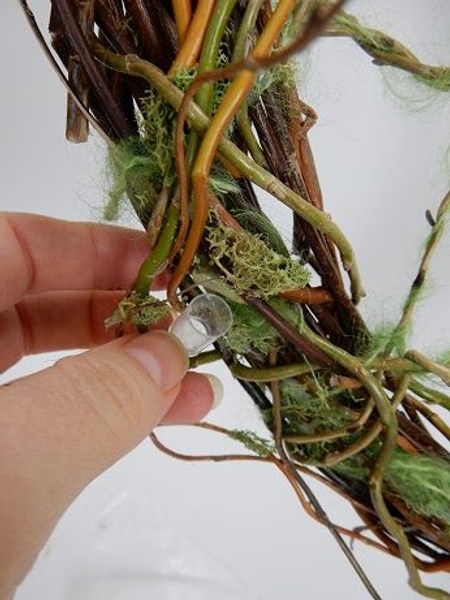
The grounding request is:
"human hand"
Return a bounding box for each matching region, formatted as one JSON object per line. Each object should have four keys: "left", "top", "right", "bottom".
{"left": 0, "top": 213, "right": 220, "bottom": 599}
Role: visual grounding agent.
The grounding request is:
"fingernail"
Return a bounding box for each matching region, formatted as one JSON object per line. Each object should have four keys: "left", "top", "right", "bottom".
{"left": 125, "top": 331, "right": 189, "bottom": 391}
{"left": 204, "top": 374, "right": 223, "bottom": 409}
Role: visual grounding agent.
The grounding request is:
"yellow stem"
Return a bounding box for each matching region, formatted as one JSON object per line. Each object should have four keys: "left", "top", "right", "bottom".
{"left": 168, "top": 0, "right": 296, "bottom": 305}
{"left": 169, "top": 0, "right": 215, "bottom": 75}
{"left": 171, "top": 0, "right": 192, "bottom": 46}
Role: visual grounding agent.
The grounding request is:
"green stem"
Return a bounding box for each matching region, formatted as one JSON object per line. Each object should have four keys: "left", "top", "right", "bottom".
{"left": 232, "top": 0, "right": 268, "bottom": 167}
{"left": 325, "top": 11, "right": 450, "bottom": 91}
{"left": 410, "top": 379, "right": 450, "bottom": 411}
{"left": 232, "top": 0, "right": 261, "bottom": 61}
{"left": 236, "top": 108, "right": 267, "bottom": 167}
{"left": 406, "top": 349, "right": 450, "bottom": 387}
{"left": 195, "top": 0, "right": 238, "bottom": 115}
{"left": 183, "top": 0, "right": 239, "bottom": 193}
{"left": 384, "top": 190, "right": 450, "bottom": 356}
{"left": 230, "top": 361, "right": 316, "bottom": 381}
{"left": 134, "top": 203, "right": 179, "bottom": 297}
{"left": 189, "top": 349, "right": 222, "bottom": 368}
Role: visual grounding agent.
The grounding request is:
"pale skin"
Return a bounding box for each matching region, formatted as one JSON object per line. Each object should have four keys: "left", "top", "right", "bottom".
{"left": 0, "top": 213, "right": 218, "bottom": 600}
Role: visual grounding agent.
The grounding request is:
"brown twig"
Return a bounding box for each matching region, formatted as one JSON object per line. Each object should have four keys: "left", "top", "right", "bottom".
{"left": 52, "top": 0, "right": 134, "bottom": 139}
{"left": 65, "top": 0, "right": 95, "bottom": 142}
{"left": 243, "top": 294, "right": 336, "bottom": 369}
{"left": 19, "top": 0, "right": 112, "bottom": 144}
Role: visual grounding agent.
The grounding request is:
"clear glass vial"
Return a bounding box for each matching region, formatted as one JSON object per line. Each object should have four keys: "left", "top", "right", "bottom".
{"left": 169, "top": 293, "right": 233, "bottom": 357}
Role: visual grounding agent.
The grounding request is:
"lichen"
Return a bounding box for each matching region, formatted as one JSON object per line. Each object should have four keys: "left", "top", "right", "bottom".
{"left": 229, "top": 429, "right": 275, "bottom": 457}
{"left": 105, "top": 292, "right": 172, "bottom": 328}
{"left": 206, "top": 221, "right": 310, "bottom": 298}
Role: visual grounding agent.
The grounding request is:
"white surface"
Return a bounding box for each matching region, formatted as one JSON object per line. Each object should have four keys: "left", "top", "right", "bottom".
{"left": 1, "top": 2, "right": 449, "bottom": 599}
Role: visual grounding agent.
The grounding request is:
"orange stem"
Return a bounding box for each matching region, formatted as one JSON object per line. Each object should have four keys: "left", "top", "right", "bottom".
{"left": 168, "top": 0, "right": 296, "bottom": 305}
{"left": 169, "top": 0, "right": 215, "bottom": 75}
{"left": 171, "top": 0, "right": 192, "bottom": 46}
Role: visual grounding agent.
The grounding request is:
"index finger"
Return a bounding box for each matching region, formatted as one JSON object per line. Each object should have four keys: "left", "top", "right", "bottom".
{"left": 0, "top": 212, "right": 157, "bottom": 310}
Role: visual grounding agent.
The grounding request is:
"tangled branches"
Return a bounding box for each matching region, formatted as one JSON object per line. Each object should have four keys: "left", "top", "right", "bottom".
{"left": 20, "top": 1, "right": 450, "bottom": 598}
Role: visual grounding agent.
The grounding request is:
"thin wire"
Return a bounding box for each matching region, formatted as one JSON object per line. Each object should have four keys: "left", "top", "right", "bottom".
{"left": 278, "top": 442, "right": 384, "bottom": 600}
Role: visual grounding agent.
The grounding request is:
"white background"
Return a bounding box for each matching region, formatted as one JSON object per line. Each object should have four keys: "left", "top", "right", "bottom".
{"left": 1, "top": 2, "right": 449, "bottom": 599}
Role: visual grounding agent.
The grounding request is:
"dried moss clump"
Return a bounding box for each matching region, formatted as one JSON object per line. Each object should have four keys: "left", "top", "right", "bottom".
{"left": 229, "top": 429, "right": 275, "bottom": 457}
{"left": 207, "top": 221, "right": 310, "bottom": 298}
{"left": 105, "top": 292, "right": 171, "bottom": 329}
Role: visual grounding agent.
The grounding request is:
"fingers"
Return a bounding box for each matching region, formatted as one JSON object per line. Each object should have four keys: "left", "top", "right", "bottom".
{"left": 0, "top": 290, "right": 172, "bottom": 373}
{"left": 0, "top": 331, "right": 217, "bottom": 593}
{"left": 0, "top": 213, "right": 159, "bottom": 310}
{"left": 162, "top": 371, "right": 222, "bottom": 424}
{"left": 0, "top": 291, "right": 123, "bottom": 372}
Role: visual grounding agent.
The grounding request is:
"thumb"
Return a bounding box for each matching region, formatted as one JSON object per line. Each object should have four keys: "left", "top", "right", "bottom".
{"left": 1, "top": 330, "right": 213, "bottom": 492}
{"left": 0, "top": 331, "right": 216, "bottom": 594}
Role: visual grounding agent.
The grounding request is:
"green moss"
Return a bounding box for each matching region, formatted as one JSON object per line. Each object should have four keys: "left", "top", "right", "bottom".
{"left": 231, "top": 208, "right": 290, "bottom": 257}
{"left": 356, "top": 323, "right": 399, "bottom": 366}
{"left": 280, "top": 378, "right": 354, "bottom": 431}
{"left": 436, "top": 350, "right": 450, "bottom": 370}
{"left": 207, "top": 221, "right": 310, "bottom": 298}
{"left": 105, "top": 137, "right": 160, "bottom": 221}
{"left": 171, "top": 66, "right": 197, "bottom": 91}
{"left": 139, "top": 89, "right": 178, "bottom": 187}
{"left": 385, "top": 451, "right": 450, "bottom": 523}
{"left": 335, "top": 448, "right": 450, "bottom": 525}
{"left": 248, "top": 62, "right": 296, "bottom": 107}
{"left": 105, "top": 292, "right": 171, "bottom": 328}
{"left": 229, "top": 429, "right": 275, "bottom": 457}
{"left": 277, "top": 378, "right": 358, "bottom": 463}
{"left": 333, "top": 455, "right": 370, "bottom": 481}
{"left": 209, "top": 163, "right": 241, "bottom": 198}
{"left": 225, "top": 302, "right": 284, "bottom": 356}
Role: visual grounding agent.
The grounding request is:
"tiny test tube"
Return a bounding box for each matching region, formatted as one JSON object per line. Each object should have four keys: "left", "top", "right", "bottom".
{"left": 169, "top": 293, "right": 233, "bottom": 357}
